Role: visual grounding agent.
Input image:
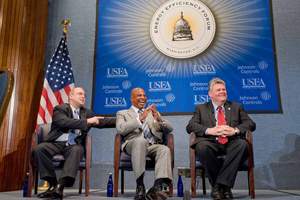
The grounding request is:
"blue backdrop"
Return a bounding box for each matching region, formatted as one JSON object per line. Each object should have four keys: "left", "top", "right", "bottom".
{"left": 93, "top": 0, "right": 281, "bottom": 115}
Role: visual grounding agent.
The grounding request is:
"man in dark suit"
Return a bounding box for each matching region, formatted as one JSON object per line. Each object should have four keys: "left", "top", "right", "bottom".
{"left": 33, "top": 87, "right": 115, "bottom": 199}
{"left": 186, "top": 78, "right": 256, "bottom": 200}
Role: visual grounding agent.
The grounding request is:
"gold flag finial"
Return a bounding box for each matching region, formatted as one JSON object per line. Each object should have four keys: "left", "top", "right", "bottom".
{"left": 61, "top": 19, "right": 71, "bottom": 34}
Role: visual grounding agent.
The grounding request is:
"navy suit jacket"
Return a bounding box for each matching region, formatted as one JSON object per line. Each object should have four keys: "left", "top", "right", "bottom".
{"left": 46, "top": 103, "right": 116, "bottom": 145}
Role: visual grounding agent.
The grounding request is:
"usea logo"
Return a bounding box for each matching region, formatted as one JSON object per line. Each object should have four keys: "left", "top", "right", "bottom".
{"left": 150, "top": 0, "right": 216, "bottom": 59}
{"left": 149, "top": 81, "right": 172, "bottom": 92}
{"left": 193, "top": 64, "right": 216, "bottom": 75}
{"left": 242, "top": 78, "right": 266, "bottom": 89}
{"left": 107, "top": 68, "right": 128, "bottom": 78}
{"left": 105, "top": 97, "right": 127, "bottom": 107}
{"left": 194, "top": 95, "right": 210, "bottom": 104}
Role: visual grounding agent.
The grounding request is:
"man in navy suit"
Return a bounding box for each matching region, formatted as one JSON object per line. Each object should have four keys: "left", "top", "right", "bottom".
{"left": 186, "top": 78, "right": 256, "bottom": 200}
{"left": 33, "top": 87, "right": 115, "bottom": 199}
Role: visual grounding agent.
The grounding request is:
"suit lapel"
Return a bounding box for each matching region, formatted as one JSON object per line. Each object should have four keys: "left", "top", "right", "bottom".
{"left": 207, "top": 102, "right": 216, "bottom": 126}
{"left": 79, "top": 108, "right": 87, "bottom": 119}
{"left": 224, "top": 102, "right": 232, "bottom": 126}
{"left": 128, "top": 107, "right": 138, "bottom": 119}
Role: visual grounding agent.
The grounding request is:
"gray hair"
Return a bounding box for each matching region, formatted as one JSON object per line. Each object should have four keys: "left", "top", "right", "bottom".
{"left": 208, "top": 78, "right": 226, "bottom": 92}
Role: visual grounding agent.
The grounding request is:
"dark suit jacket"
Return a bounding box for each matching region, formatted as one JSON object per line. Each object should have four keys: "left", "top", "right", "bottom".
{"left": 45, "top": 103, "right": 116, "bottom": 145}
{"left": 186, "top": 101, "right": 256, "bottom": 147}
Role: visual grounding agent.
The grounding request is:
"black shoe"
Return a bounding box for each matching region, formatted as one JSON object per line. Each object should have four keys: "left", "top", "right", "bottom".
{"left": 135, "top": 184, "right": 146, "bottom": 200}
{"left": 49, "top": 184, "right": 64, "bottom": 200}
{"left": 37, "top": 185, "right": 56, "bottom": 198}
{"left": 210, "top": 184, "right": 223, "bottom": 200}
{"left": 146, "top": 185, "right": 168, "bottom": 200}
{"left": 223, "top": 186, "right": 233, "bottom": 200}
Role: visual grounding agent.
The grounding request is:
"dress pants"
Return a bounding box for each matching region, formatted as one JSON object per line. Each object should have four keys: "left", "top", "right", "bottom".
{"left": 124, "top": 135, "right": 173, "bottom": 181}
{"left": 33, "top": 142, "right": 83, "bottom": 187}
{"left": 195, "top": 138, "right": 248, "bottom": 188}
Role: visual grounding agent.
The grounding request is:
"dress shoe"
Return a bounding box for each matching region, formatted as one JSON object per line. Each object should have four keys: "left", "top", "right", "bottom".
{"left": 210, "top": 184, "right": 223, "bottom": 200}
{"left": 135, "top": 184, "right": 146, "bottom": 200}
{"left": 37, "top": 185, "right": 56, "bottom": 198}
{"left": 146, "top": 185, "right": 168, "bottom": 200}
{"left": 49, "top": 184, "right": 64, "bottom": 200}
{"left": 223, "top": 185, "right": 233, "bottom": 200}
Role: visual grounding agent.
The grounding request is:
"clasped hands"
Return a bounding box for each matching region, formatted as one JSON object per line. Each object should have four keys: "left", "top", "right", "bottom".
{"left": 139, "top": 104, "right": 161, "bottom": 123}
{"left": 206, "top": 125, "right": 236, "bottom": 137}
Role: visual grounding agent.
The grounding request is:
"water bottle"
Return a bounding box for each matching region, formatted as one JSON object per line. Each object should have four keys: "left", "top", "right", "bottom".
{"left": 107, "top": 172, "right": 113, "bottom": 197}
{"left": 177, "top": 174, "right": 183, "bottom": 197}
{"left": 22, "top": 172, "right": 29, "bottom": 197}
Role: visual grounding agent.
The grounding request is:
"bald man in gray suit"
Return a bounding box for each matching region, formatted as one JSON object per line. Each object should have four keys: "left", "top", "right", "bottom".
{"left": 116, "top": 88, "right": 173, "bottom": 200}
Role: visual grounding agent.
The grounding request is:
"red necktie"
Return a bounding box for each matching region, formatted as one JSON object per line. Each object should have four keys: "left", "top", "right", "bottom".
{"left": 217, "top": 106, "right": 228, "bottom": 144}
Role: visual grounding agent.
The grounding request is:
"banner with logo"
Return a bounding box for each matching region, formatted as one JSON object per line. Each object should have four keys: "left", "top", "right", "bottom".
{"left": 93, "top": 0, "right": 281, "bottom": 115}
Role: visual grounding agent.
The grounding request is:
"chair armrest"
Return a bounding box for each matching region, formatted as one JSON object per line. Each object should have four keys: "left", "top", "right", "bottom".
{"left": 166, "top": 133, "right": 174, "bottom": 168}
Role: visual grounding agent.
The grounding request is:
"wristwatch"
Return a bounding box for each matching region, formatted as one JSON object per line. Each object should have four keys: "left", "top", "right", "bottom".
{"left": 234, "top": 128, "right": 240, "bottom": 135}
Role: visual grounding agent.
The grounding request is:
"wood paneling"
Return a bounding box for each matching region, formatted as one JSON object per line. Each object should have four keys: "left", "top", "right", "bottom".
{"left": 0, "top": 0, "right": 48, "bottom": 191}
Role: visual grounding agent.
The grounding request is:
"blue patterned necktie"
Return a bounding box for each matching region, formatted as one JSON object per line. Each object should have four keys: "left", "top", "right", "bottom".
{"left": 138, "top": 109, "right": 154, "bottom": 144}
{"left": 67, "top": 109, "right": 80, "bottom": 145}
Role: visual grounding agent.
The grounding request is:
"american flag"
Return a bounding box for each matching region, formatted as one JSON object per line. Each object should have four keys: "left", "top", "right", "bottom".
{"left": 37, "top": 33, "right": 75, "bottom": 125}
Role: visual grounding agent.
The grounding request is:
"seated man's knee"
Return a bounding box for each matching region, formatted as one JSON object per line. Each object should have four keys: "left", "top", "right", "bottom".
{"left": 132, "top": 137, "right": 148, "bottom": 149}
{"left": 159, "top": 145, "right": 171, "bottom": 157}
{"left": 71, "top": 145, "right": 84, "bottom": 155}
{"left": 195, "top": 142, "right": 211, "bottom": 155}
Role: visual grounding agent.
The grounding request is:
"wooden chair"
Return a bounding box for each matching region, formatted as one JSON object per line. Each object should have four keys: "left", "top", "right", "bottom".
{"left": 0, "top": 70, "right": 14, "bottom": 127}
{"left": 189, "top": 131, "right": 255, "bottom": 198}
{"left": 28, "top": 123, "right": 92, "bottom": 197}
{"left": 113, "top": 133, "right": 174, "bottom": 197}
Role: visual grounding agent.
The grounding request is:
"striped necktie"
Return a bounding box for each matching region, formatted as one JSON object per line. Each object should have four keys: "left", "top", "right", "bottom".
{"left": 138, "top": 109, "right": 154, "bottom": 144}
{"left": 67, "top": 109, "right": 80, "bottom": 145}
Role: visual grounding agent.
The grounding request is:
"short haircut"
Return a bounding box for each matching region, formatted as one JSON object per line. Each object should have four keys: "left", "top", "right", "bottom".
{"left": 208, "top": 78, "right": 226, "bottom": 92}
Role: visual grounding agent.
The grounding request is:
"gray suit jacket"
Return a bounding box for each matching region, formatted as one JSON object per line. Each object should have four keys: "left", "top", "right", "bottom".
{"left": 116, "top": 107, "right": 173, "bottom": 150}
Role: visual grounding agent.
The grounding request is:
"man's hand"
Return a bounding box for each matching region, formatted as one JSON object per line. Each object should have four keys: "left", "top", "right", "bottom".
{"left": 149, "top": 104, "right": 162, "bottom": 122}
{"left": 206, "top": 126, "right": 226, "bottom": 136}
{"left": 87, "top": 116, "right": 104, "bottom": 125}
{"left": 206, "top": 125, "right": 236, "bottom": 136}
{"left": 220, "top": 125, "right": 236, "bottom": 136}
{"left": 139, "top": 108, "right": 151, "bottom": 123}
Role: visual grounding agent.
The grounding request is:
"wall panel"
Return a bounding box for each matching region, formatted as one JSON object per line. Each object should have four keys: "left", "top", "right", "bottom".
{"left": 0, "top": 0, "right": 48, "bottom": 191}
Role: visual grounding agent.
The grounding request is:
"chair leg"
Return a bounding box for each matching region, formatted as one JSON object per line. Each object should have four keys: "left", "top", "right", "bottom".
{"left": 201, "top": 169, "right": 206, "bottom": 195}
{"left": 79, "top": 169, "right": 83, "bottom": 194}
{"left": 34, "top": 169, "right": 39, "bottom": 195}
{"left": 121, "top": 169, "right": 124, "bottom": 194}
{"left": 168, "top": 181, "right": 173, "bottom": 197}
{"left": 191, "top": 167, "right": 196, "bottom": 197}
{"left": 85, "top": 167, "right": 90, "bottom": 196}
{"left": 113, "top": 168, "right": 119, "bottom": 197}
{"left": 248, "top": 168, "right": 255, "bottom": 198}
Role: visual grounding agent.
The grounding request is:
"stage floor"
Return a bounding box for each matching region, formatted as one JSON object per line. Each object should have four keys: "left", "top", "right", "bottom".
{"left": 1, "top": 189, "right": 300, "bottom": 199}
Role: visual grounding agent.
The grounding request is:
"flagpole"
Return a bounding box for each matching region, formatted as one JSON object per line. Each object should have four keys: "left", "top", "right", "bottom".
{"left": 38, "top": 19, "right": 72, "bottom": 192}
